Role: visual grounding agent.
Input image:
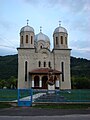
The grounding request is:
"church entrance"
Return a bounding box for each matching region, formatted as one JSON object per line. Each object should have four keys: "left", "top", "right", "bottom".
{"left": 34, "top": 76, "right": 39, "bottom": 89}
{"left": 42, "top": 76, "right": 48, "bottom": 89}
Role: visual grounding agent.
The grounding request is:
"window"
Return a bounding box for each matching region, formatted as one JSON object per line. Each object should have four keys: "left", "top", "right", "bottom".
{"left": 21, "top": 36, "right": 23, "bottom": 44}
{"left": 26, "top": 35, "right": 28, "bottom": 43}
{"left": 38, "top": 61, "right": 41, "bottom": 67}
{"left": 56, "top": 37, "right": 58, "bottom": 45}
{"left": 61, "top": 62, "right": 64, "bottom": 82}
{"left": 48, "top": 61, "right": 51, "bottom": 68}
{"left": 61, "top": 36, "right": 63, "bottom": 44}
{"left": 31, "top": 36, "right": 33, "bottom": 44}
{"left": 25, "top": 61, "right": 28, "bottom": 81}
{"left": 65, "top": 37, "right": 67, "bottom": 45}
{"left": 40, "top": 46, "right": 42, "bottom": 49}
{"left": 44, "top": 61, "right": 46, "bottom": 67}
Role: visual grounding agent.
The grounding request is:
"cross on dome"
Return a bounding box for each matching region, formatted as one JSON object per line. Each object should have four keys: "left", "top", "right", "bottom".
{"left": 59, "top": 21, "right": 61, "bottom": 27}
{"left": 27, "top": 19, "right": 29, "bottom": 26}
{"left": 40, "top": 26, "right": 42, "bottom": 32}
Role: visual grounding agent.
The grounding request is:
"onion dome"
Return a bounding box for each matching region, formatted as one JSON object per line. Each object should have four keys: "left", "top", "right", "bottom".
{"left": 53, "top": 21, "right": 67, "bottom": 34}
{"left": 35, "top": 26, "right": 50, "bottom": 42}
{"left": 20, "top": 20, "right": 34, "bottom": 33}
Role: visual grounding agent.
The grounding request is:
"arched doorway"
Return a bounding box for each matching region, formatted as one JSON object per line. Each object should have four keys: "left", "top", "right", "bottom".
{"left": 34, "top": 76, "right": 39, "bottom": 89}
{"left": 42, "top": 76, "right": 48, "bottom": 89}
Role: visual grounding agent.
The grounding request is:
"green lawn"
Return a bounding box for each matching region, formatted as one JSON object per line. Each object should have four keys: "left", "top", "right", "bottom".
{"left": 0, "top": 102, "right": 12, "bottom": 108}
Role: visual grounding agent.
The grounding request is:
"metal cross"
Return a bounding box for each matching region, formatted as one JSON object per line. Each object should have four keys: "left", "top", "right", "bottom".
{"left": 40, "top": 26, "right": 42, "bottom": 32}
{"left": 27, "top": 19, "right": 29, "bottom": 26}
{"left": 59, "top": 21, "right": 61, "bottom": 27}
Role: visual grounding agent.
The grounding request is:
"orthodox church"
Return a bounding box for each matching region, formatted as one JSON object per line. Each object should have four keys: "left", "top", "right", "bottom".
{"left": 17, "top": 21, "right": 71, "bottom": 90}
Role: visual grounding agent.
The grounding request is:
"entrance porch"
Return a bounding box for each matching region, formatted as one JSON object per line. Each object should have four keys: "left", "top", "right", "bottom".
{"left": 29, "top": 68, "right": 62, "bottom": 90}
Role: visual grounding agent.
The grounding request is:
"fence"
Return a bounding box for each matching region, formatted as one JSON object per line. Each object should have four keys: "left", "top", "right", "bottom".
{"left": 33, "top": 89, "right": 90, "bottom": 103}
{"left": 0, "top": 89, "right": 90, "bottom": 103}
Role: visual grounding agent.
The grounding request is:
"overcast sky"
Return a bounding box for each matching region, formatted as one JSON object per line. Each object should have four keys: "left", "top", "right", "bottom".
{"left": 0, "top": 0, "right": 90, "bottom": 59}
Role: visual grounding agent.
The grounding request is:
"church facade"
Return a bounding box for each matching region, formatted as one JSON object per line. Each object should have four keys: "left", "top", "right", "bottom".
{"left": 17, "top": 21, "right": 71, "bottom": 90}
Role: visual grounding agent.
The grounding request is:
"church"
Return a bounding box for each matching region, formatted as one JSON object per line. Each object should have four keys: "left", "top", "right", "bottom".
{"left": 17, "top": 21, "right": 71, "bottom": 90}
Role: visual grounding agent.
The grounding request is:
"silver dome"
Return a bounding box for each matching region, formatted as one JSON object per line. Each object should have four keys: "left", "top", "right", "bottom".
{"left": 35, "top": 32, "right": 50, "bottom": 42}
{"left": 20, "top": 25, "right": 34, "bottom": 33}
{"left": 54, "top": 26, "right": 67, "bottom": 34}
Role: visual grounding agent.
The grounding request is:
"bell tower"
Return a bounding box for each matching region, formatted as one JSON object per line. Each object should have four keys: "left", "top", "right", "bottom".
{"left": 53, "top": 21, "right": 68, "bottom": 49}
{"left": 53, "top": 21, "right": 71, "bottom": 89}
{"left": 20, "top": 20, "right": 35, "bottom": 48}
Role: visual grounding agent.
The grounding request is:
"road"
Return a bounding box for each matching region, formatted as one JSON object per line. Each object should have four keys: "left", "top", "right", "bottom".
{"left": 0, "top": 115, "right": 90, "bottom": 120}
{"left": 0, "top": 107, "right": 90, "bottom": 120}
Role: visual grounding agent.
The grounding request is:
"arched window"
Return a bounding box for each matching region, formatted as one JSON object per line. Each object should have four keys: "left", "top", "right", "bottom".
{"left": 61, "top": 36, "right": 63, "bottom": 44}
{"left": 21, "top": 36, "right": 23, "bottom": 44}
{"left": 48, "top": 61, "right": 51, "bottom": 68}
{"left": 26, "top": 35, "right": 28, "bottom": 43}
{"left": 65, "top": 37, "right": 67, "bottom": 45}
{"left": 44, "top": 61, "right": 46, "bottom": 67}
{"left": 61, "top": 62, "right": 64, "bottom": 82}
{"left": 56, "top": 37, "right": 58, "bottom": 45}
{"left": 38, "top": 61, "right": 41, "bottom": 67}
{"left": 25, "top": 61, "right": 28, "bottom": 81}
{"left": 31, "top": 36, "right": 33, "bottom": 44}
{"left": 40, "top": 46, "right": 42, "bottom": 49}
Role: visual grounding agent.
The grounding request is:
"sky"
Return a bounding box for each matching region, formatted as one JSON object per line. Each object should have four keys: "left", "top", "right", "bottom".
{"left": 0, "top": 0, "right": 90, "bottom": 59}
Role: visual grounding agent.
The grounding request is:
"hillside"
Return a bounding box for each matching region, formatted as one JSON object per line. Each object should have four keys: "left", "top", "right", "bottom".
{"left": 71, "top": 57, "right": 90, "bottom": 79}
{"left": 0, "top": 54, "right": 18, "bottom": 79}
{"left": 0, "top": 54, "right": 90, "bottom": 80}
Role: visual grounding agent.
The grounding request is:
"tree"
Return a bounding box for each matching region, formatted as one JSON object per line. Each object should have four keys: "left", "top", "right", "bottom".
{"left": 6, "top": 76, "right": 17, "bottom": 89}
{"left": 71, "top": 77, "right": 90, "bottom": 89}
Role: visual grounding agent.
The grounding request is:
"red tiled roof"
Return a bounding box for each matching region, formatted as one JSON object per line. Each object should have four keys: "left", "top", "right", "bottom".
{"left": 29, "top": 68, "right": 61, "bottom": 74}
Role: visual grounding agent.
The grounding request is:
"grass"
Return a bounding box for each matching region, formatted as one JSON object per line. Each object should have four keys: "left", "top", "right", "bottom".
{"left": 0, "top": 102, "right": 12, "bottom": 108}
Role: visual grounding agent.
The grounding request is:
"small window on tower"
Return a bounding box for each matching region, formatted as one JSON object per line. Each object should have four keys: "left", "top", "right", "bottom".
{"left": 21, "top": 36, "right": 23, "bottom": 44}
{"left": 31, "top": 36, "right": 33, "bottom": 44}
{"left": 40, "top": 46, "right": 42, "bottom": 49}
{"left": 61, "top": 36, "right": 63, "bottom": 44}
{"left": 26, "top": 35, "right": 28, "bottom": 43}
{"left": 48, "top": 61, "right": 51, "bottom": 68}
{"left": 65, "top": 37, "right": 67, "bottom": 45}
{"left": 56, "top": 37, "right": 58, "bottom": 45}
{"left": 38, "top": 61, "right": 41, "bottom": 67}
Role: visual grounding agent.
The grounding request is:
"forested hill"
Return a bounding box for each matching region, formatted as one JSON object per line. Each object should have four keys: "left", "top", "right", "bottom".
{"left": 0, "top": 54, "right": 90, "bottom": 80}
{"left": 70, "top": 56, "right": 90, "bottom": 79}
{"left": 0, "top": 54, "right": 18, "bottom": 79}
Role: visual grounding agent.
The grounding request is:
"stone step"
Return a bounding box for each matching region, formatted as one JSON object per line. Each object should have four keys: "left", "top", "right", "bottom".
{"left": 34, "top": 93, "right": 66, "bottom": 102}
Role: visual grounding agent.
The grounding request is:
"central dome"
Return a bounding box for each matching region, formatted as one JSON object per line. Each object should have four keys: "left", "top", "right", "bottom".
{"left": 20, "top": 25, "right": 34, "bottom": 33}
{"left": 35, "top": 32, "right": 50, "bottom": 42}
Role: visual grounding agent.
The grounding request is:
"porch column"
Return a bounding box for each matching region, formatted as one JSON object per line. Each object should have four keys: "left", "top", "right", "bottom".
{"left": 55, "top": 79, "right": 59, "bottom": 88}
{"left": 39, "top": 76, "right": 42, "bottom": 87}
{"left": 32, "top": 80, "right": 34, "bottom": 87}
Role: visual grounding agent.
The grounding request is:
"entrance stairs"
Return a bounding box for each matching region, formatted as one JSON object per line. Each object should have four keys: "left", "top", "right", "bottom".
{"left": 34, "top": 93, "right": 66, "bottom": 102}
